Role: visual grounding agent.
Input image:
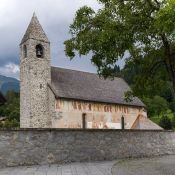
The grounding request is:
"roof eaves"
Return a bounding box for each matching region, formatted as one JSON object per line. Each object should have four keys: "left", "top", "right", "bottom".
{"left": 55, "top": 96, "right": 145, "bottom": 108}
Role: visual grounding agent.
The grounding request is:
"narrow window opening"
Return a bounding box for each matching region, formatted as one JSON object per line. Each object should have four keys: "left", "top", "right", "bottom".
{"left": 23, "top": 45, "right": 27, "bottom": 58}
{"left": 36, "top": 44, "right": 44, "bottom": 58}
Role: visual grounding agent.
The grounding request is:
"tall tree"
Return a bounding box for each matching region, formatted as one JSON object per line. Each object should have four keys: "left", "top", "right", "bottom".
{"left": 64, "top": 0, "right": 175, "bottom": 95}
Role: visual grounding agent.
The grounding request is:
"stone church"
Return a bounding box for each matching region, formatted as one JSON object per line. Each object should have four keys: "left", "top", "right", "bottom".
{"left": 20, "top": 14, "right": 162, "bottom": 129}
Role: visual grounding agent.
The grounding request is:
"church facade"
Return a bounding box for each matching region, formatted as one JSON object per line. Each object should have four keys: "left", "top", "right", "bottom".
{"left": 20, "top": 14, "right": 162, "bottom": 129}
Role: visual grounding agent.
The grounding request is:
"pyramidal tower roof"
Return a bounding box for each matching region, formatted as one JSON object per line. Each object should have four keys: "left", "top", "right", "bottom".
{"left": 20, "top": 13, "right": 49, "bottom": 44}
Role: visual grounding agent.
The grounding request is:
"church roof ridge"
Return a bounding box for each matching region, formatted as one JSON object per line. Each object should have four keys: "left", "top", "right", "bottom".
{"left": 20, "top": 13, "right": 49, "bottom": 45}
{"left": 51, "top": 66, "right": 124, "bottom": 81}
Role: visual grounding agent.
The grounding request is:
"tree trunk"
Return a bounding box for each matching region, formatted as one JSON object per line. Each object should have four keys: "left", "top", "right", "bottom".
{"left": 161, "top": 34, "right": 175, "bottom": 96}
{"left": 172, "top": 76, "right": 175, "bottom": 97}
{"left": 165, "top": 58, "right": 175, "bottom": 96}
{"left": 164, "top": 55, "right": 175, "bottom": 96}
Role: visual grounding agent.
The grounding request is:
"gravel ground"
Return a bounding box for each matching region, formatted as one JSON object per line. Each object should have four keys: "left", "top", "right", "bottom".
{"left": 111, "top": 155, "right": 175, "bottom": 175}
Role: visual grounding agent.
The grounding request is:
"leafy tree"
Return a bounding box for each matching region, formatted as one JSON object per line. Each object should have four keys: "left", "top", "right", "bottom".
{"left": 143, "top": 96, "right": 169, "bottom": 117}
{"left": 2, "top": 119, "right": 19, "bottom": 128}
{"left": 0, "top": 91, "right": 20, "bottom": 128}
{"left": 159, "top": 115, "right": 172, "bottom": 130}
{"left": 171, "top": 113, "right": 175, "bottom": 128}
{"left": 64, "top": 0, "right": 175, "bottom": 95}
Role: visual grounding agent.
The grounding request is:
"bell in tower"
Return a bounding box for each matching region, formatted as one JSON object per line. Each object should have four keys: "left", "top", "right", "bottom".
{"left": 36, "top": 44, "right": 44, "bottom": 58}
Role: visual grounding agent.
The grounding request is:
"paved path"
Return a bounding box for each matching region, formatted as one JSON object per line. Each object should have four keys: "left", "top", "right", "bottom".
{"left": 1, "top": 155, "right": 175, "bottom": 175}
{"left": 111, "top": 155, "right": 175, "bottom": 175}
{"left": 0, "top": 161, "right": 114, "bottom": 175}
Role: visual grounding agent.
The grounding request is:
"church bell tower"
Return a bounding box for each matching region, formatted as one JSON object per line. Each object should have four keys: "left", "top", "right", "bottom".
{"left": 20, "top": 13, "right": 51, "bottom": 128}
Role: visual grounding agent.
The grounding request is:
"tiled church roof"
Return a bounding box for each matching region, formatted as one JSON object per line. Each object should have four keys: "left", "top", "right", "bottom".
{"left": 50, "top": 67, "right": 145, "bottom": 107}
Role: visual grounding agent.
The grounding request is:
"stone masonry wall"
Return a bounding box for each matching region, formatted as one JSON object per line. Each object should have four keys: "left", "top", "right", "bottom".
{"left": 0, "top": 129, "right": 175, "bottom": 168}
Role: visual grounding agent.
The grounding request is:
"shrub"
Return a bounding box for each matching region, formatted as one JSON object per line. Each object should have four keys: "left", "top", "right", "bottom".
{"left": 172, "top": 113, "right": 175, "bottom": 129}
{"left": 143, "top": 96, "right": 169, "bottom": 117}
{"left": 0, "top": 119, "right": 19, "bottom": 128}
{"left": 159, "top": 115, "right": 172, "bottom": 130}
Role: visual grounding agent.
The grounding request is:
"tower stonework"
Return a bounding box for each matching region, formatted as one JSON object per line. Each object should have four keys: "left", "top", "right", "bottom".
{"left": 20, "top": 14, "right": 51, "bottom": 128}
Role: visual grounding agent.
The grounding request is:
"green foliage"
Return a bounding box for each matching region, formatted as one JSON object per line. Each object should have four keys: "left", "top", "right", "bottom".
{"left": 143, "top": 96, "right": 169, "bottom": 116}
{"left": 120, "top": 55, "right": 173, "bottom": 98}
{"left": 0, "top": 119, "right": 19, "bottom": 128}
{"left": 172, "top": 113, "right": 175, "bottom": 129}
{"left": 150, "top": 116, "right": 160, "bottom": 125}
{"left": 170, "top": 98, "right": 175, "bottom": 112}
{"left": 159, "top": 115, "right": 173, "bottom": 130}
{"left": 151, "top": 112, "right": 175, "bottom": 130}
{"left": 124, "top": 91, "right": 134, "bottom": 102}
{"left": 64, "top": 0, "right": 175, "bottom": 94}
{"left": 0, "top": 91, "right": 20, "bottom": 128}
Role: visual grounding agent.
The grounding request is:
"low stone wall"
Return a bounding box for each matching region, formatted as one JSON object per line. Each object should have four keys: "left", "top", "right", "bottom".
{"left": 0, "top": 129, "right": 175, "bottom": 168}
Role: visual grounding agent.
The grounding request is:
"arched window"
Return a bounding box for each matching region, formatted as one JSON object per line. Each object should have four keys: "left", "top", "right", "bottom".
{"left": 36, "top": 44, "right": 44, "bottom": 58}
{"left": 23, "top": 45, "right": 27, "bottom": 58}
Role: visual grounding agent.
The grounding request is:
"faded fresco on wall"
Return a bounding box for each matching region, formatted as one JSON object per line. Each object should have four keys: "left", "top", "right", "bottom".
{"left": 52, "top": 99, "right": 145, "bottom": 129}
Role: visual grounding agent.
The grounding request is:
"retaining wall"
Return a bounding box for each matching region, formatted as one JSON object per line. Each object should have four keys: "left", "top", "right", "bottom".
{"left": 0, "top": 129, "right": 175, "bottom": 168}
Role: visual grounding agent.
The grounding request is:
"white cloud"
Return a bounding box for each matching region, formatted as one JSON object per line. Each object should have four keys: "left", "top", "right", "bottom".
{"left": 0, "top": 0, "right": 100, "bottom": 79}
{"left": 0, "top": 63, "right": 19, "bottom": 79}
{"left": 1, "top": 0, "right": 123, "bottom": 80}
{"left": 0, "top": 0, "right": 100, "bottom": 27}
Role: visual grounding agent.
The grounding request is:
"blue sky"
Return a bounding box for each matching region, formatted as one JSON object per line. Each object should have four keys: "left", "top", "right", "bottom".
{"left": 0, "top": 0, "right": 125, "bottom": 79}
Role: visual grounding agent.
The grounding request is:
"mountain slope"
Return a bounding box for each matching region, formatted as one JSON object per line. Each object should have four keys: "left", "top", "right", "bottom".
{"left": 0, "top": 75, "right": 19, "bottom": 95}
